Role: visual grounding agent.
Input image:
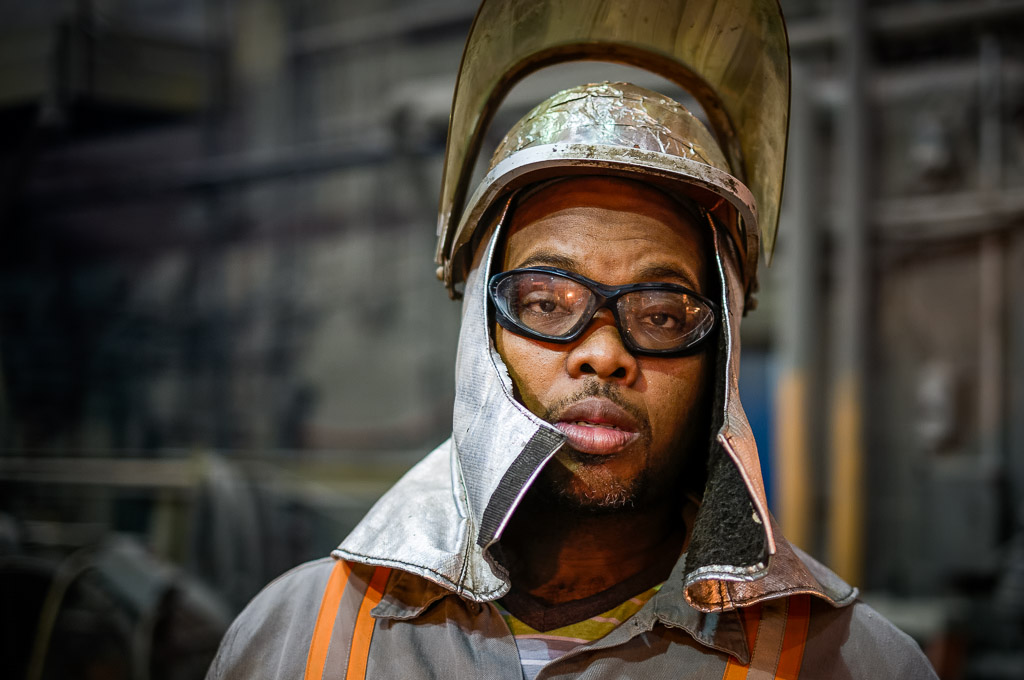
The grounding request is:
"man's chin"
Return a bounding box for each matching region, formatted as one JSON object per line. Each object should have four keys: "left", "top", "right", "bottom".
{"left": 554, "top": 484, "right": 637, "bottom": 512}
{"left": 537, "top": 449, "right": 645, "bottom": 512}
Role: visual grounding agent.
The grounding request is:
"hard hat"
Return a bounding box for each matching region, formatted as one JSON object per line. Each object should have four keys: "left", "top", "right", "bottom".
{"left": 434, "top": 0, "right": 790, "bottom": 311}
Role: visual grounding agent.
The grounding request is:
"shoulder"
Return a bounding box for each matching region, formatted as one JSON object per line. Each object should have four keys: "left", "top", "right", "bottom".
{"left": 779, "top": 545, "right": 937, "bottom": 678}
{"left": 206, "top": 558, "right": 362, "bottom": 680}
{"left": 802, "top": 597, "right": 938, "bottom": 679}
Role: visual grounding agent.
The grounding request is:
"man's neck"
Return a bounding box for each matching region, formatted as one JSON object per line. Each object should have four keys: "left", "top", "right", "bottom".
{"left": 499, "top": 492, "right": 692, "bottom": 607}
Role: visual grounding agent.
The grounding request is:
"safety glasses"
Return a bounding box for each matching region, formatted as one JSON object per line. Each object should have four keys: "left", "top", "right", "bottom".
{"left": 488, "top": 267, "right": 717, "bottom": 356}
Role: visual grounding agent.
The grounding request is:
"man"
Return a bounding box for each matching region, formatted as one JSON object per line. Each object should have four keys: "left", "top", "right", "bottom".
{"left": 208, "top": 1, "right": 939, "bottom": 678}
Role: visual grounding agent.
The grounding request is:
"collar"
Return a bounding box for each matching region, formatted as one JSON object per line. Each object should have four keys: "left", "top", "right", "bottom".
{"left": 367, "top": 531, "right": 857, "bottom": 665}
{"left": 367, "top": 547, "right": 750, "bottom": 662}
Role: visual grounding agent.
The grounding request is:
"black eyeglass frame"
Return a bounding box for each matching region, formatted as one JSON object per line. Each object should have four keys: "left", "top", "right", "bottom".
{"left": 487, "top": 266, "right": 719, "bottom": 357}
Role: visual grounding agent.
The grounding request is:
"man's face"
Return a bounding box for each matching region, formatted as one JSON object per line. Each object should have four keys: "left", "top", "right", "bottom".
{"left": 495, "top": 176, "right": 714, "bottom": 510}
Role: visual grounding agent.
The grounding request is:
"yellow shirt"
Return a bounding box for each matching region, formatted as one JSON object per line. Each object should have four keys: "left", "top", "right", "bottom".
{"left": 497, "top": 584, "right": 662, "bottom": 679}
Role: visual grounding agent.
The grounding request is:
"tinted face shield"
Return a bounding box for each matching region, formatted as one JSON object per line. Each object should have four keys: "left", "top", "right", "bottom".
{"left": 489, "top": 266, "right": 718, "bottom": 356}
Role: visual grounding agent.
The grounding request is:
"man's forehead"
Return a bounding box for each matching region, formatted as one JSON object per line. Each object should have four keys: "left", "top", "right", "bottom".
{"left": 499, "top": 175, "right": 711, "bottom": 289}
{"left": 507, "top": 176, "right": 688, "bottom": 226}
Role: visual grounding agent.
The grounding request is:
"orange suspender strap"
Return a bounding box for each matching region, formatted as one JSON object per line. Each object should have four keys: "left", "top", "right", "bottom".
{"left": 775, "top": 595, "right": 811, "bottom": 678}
{"left": 304, "top": 560, "right": 393, "bottom": 680}
{"left": 305, "top": 560, "right": 353, "bottom": 680}
{"left": 722, "top": 595, "right": 811, "bottom": 680}
{"left": 344, "top": 565, "right": 391, "bottom": 680}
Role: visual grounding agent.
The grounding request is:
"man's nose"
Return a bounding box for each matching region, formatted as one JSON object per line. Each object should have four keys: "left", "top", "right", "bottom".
{"left": 565, "top": 312, "right": 640, "bottom": 384}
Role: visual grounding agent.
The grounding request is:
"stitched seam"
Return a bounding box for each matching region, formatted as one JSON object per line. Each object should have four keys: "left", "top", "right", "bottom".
{"left": 330, "top": 549, "right": 506, "bottom": 600}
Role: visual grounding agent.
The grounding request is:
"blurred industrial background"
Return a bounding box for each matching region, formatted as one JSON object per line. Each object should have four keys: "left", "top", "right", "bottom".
{"left": 0, "top": 0, "right": 1022, "bottom": 678}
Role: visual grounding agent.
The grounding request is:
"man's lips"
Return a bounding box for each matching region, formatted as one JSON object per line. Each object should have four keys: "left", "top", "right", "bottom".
{"left": 551, "top": 398, "right": 641, "bottom": 455}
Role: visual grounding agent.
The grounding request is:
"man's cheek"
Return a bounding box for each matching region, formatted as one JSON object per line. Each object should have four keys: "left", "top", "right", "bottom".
{"left": 495, "top": 328, "right": 551, "bottom": 416}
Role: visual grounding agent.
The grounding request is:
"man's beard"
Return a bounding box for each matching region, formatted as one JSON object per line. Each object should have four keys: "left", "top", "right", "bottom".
{"left": 536, "top": 448, "right": 656, "bottom": 512}
{"left": 537, "top": 380, "right": 660, "bottom": 513}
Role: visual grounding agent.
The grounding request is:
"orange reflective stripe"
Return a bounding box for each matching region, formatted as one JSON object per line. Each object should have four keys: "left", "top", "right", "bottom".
{"left": 723, "top": 603, "right": 763, "bottom": 680}
{"left": 305, "top": 560, "right": 352, "bottom": 680}
{"left": 345, "top": 566, "right": 392, "bottom": 680}
{"left": 775, "top": 595, "right": 810, "bottom": 679}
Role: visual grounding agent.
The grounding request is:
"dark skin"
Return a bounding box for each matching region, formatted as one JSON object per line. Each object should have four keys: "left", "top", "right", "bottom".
{"left": 500, "top": 486, "right": 698, "bottom": 604}
{"left": 495, "top": 176, "right": 714, "bottom": 608}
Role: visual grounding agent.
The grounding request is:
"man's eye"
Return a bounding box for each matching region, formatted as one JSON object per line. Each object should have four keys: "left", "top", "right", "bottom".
{"left": 521, "top": 294, "right": 562, "bottom": 314}
{"left": 530, "top": 300, "right": 556, "bottom": 313}
{"left": 643, "top": 311, "right": 680, "bottom": 328}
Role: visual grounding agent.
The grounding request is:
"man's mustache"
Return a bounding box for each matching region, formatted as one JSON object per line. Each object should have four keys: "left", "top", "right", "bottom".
{"left": 542, "top": 379, "right": 650, "bottom": 432}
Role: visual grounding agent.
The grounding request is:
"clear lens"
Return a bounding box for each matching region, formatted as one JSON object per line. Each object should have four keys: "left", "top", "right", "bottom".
{"left": 495, "top": 272, "right": 592, "bottom": 337}
{"left": 618, "top": 290, "right": 714, "bottom": 351}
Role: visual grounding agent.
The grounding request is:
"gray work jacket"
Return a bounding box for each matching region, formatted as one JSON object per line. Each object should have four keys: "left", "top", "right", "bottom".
{"left": 208, "top": 222, "right": 939, "bottom": 678}
{"left": 206, "top": 545, "right": 938, "bottom": 679}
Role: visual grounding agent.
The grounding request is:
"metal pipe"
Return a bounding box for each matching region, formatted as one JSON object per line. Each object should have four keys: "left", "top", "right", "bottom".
{"left": 285, "top": 0, "right": 1024, "bottom": 58}
{"left": 978, "top": 34, "right": 1005, "bottom": 473}
{"left": 828, "top": 0, "right": 869, "bottom": 587}
{"left": 26, "top": 139, "right": 437, "bottom": 207}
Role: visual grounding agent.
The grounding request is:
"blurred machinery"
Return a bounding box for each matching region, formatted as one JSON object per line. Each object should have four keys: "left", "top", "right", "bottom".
{"left": 1, "top": 534, "right": 229, "bottom": 680}
{"left": 1, "top": 1, "right": 1024, "bottom": 679}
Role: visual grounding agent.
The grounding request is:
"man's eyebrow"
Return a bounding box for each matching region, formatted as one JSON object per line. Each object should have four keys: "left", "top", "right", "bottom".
{"left": 636, "top": 263, "right": 701, "bottom": 290}
{"left": 515, "top": 252, "right": 581, "bottom": 271}
{"left": 514, "top": 255, "right": 701, "bottom": 289}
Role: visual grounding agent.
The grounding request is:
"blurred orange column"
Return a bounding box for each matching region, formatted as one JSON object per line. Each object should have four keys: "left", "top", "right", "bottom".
{"left": 775, "top": 373, "right": 812, "bottom": 549}
{"left": 772, "top": 66, "right": 816, "bottom": 552}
